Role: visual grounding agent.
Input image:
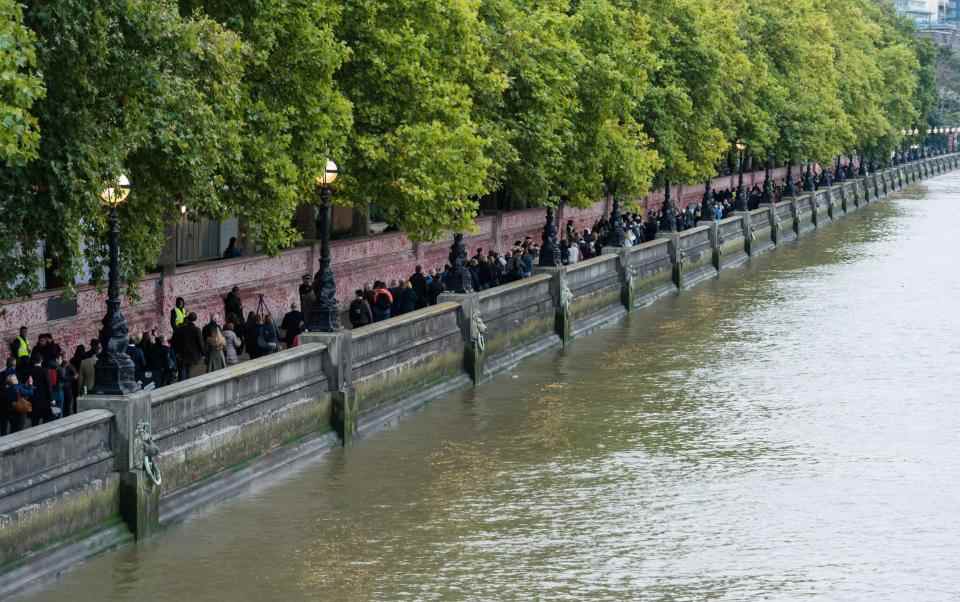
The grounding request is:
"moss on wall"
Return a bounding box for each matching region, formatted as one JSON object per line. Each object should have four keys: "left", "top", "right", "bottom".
{"left": 484, "top": 314, "right": 554, "bottom": 360}
{"left": 354, "top": 348, "right": 463, "bottom": 416}
{"left": 0, "top": 476, "right": 120, "bottom": 568}
{"left": 160, "top": 395, "right": 331, "bottom": 496}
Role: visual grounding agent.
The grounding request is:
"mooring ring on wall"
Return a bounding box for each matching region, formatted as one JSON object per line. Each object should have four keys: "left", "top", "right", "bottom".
{"left": 144, "top": 454, "right": 163, "bottom": 488}
{"left": 472, "top": 311, "right": 487, "bottom": 354}
{"left": 135, "top": 421, "right": 163, "bottom": 488}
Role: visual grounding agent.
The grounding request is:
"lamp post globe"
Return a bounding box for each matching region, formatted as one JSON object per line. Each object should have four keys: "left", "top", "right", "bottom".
{"left": 94, "top": 175, "right": 138, "bottom": 395}
{"left": 308, "top": 159, "right": 341, "bottom": 333}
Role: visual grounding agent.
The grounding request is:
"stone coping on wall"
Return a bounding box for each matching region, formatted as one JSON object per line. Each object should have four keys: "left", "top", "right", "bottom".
{"left": 717, "top": 215, "right": 744, "bottom": 228}
{"left": 146, "top": 342, "right": 328, "bottom": 408}
{"left": 350, "top": 301, "right": 462, "bottom": 342}
{"left": 629, "top": 237, "right": 671, "bottom": 254}
{"left": 678, "top": 224, "right": 713, "bottom": 238}
{"left": 565, "top": 252, "right": 617, "bottom": 275}
{"left": 478, "top": 273, "right": 552, "bottom": 301}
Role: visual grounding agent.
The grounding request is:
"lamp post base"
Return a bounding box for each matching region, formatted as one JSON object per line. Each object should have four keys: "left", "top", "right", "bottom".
{"left": 308, "top": 305, "right": 340, "bottom": 333}
{"left": 94, "top": 354, "right": 138, "bottom": 396}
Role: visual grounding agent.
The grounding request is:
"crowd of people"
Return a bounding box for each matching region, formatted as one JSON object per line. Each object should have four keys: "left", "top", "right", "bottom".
{"left": 2, "top": 187, "right": 796, "bottom": 437}
{"left": 345, "top": 237, "right": 543, "bottom": 328}
{"left": 1, "top": 287, "right": 309, "bottom": 437}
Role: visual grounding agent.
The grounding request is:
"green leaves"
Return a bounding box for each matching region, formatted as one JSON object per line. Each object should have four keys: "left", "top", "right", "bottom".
{"left": 0, "top": 0, "right": 42, "bottom": 168}
{"left": 0, "top": 0, "right": 939, "bottom": 298}
{"left": 337, "top": 0, "right": 498, "bottom": 239}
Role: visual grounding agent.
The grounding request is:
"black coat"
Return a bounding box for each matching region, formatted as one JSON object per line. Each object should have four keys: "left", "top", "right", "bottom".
{"left": 126, "top": 345, "right": 146, "bottom": 381}
{"left": 396, "top": 288, "right": 417, "bottom": 315}
{"left": 172, "top": 323, "right": 205, "bottom": 365}
{"left": 410, "top": 272, "right": 428, "bottom": 307}
{"left": 280, "top": 310, "right": 304, "bottom": 346}
{"left": 28, "top": 365, "right": 52, "bottom": 419}
{"left": 224, "top": 293, "right": 244, "bottom": 324}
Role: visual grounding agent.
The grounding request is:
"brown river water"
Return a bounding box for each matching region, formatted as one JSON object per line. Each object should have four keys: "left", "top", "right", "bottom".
{"left": 19, "top": 174, "right": 960, "bottom": 601}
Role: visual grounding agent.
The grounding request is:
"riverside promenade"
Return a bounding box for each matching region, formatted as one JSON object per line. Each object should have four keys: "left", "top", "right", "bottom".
{"left": 0, "top": 157, "right": 954, "bottom": 596}
{"left": 0, "top": 165, "right": 795, "bottom": 355}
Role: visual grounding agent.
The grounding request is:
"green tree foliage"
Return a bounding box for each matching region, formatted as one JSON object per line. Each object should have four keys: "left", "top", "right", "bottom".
{"left": 336, "top": 0, "right": 503, "bottom": 241}
{"left": 567, "top": 0, "right": 661, "bottom": 205}
{"left": 178, "top": 0, "right": 353, "bottom": 254}
{"left": 0, "top": 0, "right": 941, "bottom": 297}
{"left": 0, "top": 0, "right": 43, "bottom": 167}
{"left": 0, "top": 0, "right": 245, "bottom": 297}
{"left": 744, "top": 0, "right": 846, "bottom": 165}
{"left": 476, "top": 0, "right": 582, "bottom": 209}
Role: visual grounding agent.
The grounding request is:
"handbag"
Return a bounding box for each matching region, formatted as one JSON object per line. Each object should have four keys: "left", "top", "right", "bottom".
{"left": 13, "top": 392, "right": 32, "bottom": 415}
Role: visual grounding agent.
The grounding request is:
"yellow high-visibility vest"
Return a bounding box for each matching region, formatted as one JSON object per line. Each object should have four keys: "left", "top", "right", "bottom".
{"left": 15, "top": 336, "right": 29, "bottom": 357}
{"left": 173, "top": 306, "right": 187, "bottom": 327}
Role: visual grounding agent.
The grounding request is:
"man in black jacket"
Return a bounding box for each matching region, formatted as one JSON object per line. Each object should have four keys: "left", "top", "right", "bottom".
{"left": 28, "top": 357, "right": 53, "bottom": 427}
{"left": 172, "top": 313, "right": 205, "bottom": 381}
{"left": 348, "top": 290, "right": 373, "bottom": 329}
{"left": 279, "top": 303, "right": 305, "bottom": 347}
{"left": 224, "top": 286, "right": 244, "bottom": 327}
{"left": 410, "top": 266, "right": 428, "bottom": 309}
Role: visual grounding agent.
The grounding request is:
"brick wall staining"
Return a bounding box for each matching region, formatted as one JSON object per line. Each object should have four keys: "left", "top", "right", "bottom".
{"left": 0, "top": 164, "right": 802, "bottom": 354}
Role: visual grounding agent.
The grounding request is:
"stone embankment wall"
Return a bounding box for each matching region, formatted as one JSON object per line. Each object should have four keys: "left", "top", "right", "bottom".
{"left": 0, "top": 155, "right": 955, "bottom": 597}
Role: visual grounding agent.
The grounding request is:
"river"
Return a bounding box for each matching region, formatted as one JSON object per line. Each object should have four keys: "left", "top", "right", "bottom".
{"left": 19, "top": 175, "right": 960, "bottom": 601}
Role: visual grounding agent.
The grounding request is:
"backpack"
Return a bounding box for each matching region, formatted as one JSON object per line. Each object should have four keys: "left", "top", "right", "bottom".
{"left": 349, "top": 299, "right": 365, "bottom": 322}
{"left": 375, "top": 292, "right": 391, "bottom": 310}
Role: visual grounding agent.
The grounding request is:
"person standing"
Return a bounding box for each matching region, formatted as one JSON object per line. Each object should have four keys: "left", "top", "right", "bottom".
{"left": 146, "top": 334, "right": 169, "bottom": 388}
{"left": 3, "top": 374, "right": 33, "bottom": 435}
{"left": 28, "top": 357, "right": 53, "bottom": 427}
{"left": 396, "top": 281, "right": 417, "bottom": 316}
{"left": 257, "top": 314, "right": 280, "bottom": 356}
{"left": 222, "top": 237, "right": 242, "bottom": 259}
{"left": 170, "top": 297, "right": 187, "bottom": 332}
{"left": 78, "top": 340, "right": 100, "bottom": 395}
{"left": 9, "top": 326, "right": 31, "bottom": 381}
{"left": 202, "top": 314, "right": 221, "bottom": 340}
{"left": 280, "top": 303, "right": 305, "bottom": 348}
{"left": 223, "top": 322, "right": 243, "bottom": 366}
{"left": 371, "top": 282, "right": 393, "bottom": 322}
{"left": 427, "top": 271, "right": 444, "bottom": 305}
{"left": 224, "top": 286, "right": 244, "bottom": 327}
{"left": 172, "top": 312, "right": 205, "bottom": 380}
{"left": 410, "top": 266, "right": 428, "bottom": 309}
{"left": 56, "top": 354, "right": 78, "bottom": 417}
{"left": 205, "top": 326, "right": 227, "bottom": 373}
{"left": 244, "top": 312, "right": 261, "bottom": 360}
{"left": 348, "top": 290, "right": 373, "bottom": 329}
{"left": 126, "top": 335, "right": 147, "bottom": 385}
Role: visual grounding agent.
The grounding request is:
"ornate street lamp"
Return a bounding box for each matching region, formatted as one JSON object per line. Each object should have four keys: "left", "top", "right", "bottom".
{"left": 735, "top": 141, "right": 747, "bottom": 211}
{"left": 701, "top": 178, "right": 714, "bottom": 220}
{"left": 308, "top": 159, "right": 341, "bottom": 332}
{"left": 608, "top": 195, "right": 626, "bottom": 246}
{"left": 784, "top": 160, "right": 796, "bottom": 197}
{"left": 538, "top": 206, "right": 561, "bottom": 267}
{"left": 447, "top": 233, "right": 473, "bottom": 294}
{"left": 803, "top": 162, "right": 815, "bottom": 192}
{"left": 94, "top": 175, "right": 137, "bottom": 395}
{"left": 762, "top": 155, "right": 773, "bottom": 204}
{"left": 661, "top": 179, "right": 677, "bottom": 232}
